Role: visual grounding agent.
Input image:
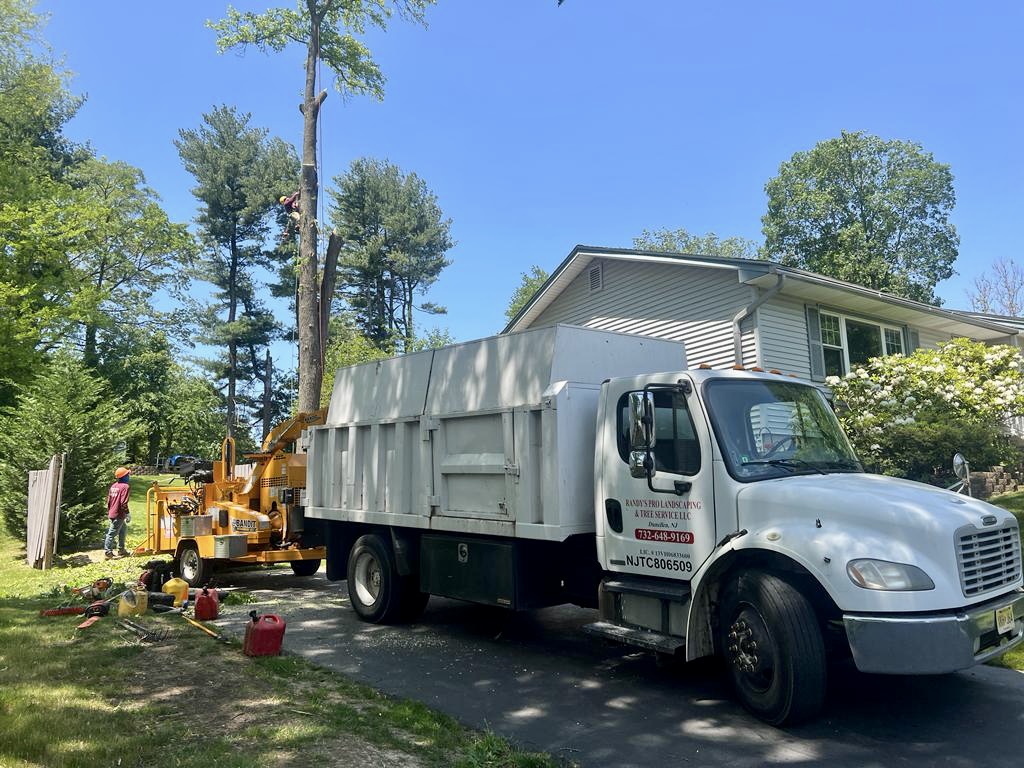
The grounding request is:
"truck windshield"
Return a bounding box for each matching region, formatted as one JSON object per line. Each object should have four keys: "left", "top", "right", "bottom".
{"left": 703, "top": 378, "right": 862, "bottom": 482}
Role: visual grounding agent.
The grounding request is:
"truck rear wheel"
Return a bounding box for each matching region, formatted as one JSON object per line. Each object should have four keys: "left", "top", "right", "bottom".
{"left": 719, "top": 570, "right": 826, "bottom": 726}
{"left": 347, "top": 534, "right": 407, "bottom": 623}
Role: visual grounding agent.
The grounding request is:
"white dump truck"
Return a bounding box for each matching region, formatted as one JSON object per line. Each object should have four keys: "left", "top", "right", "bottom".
{"left": 301, "top": 324, "right": 1024, "bottom": 724}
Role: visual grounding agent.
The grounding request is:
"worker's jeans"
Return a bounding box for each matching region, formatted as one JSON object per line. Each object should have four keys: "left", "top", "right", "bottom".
{"left": 104, "top": 516, "right": 126, "bottom": 552}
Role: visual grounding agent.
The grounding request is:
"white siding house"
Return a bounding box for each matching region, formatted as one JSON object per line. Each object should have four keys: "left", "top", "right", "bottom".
{"left": 504, "top": 246, "right": 1020, "bottom": 383}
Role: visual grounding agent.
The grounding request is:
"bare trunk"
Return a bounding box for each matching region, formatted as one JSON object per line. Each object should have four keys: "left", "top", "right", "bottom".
{"left": 319, "top": 230, "right": 343, "bottom": 361}
{"left": 227, "top": 231, "right": 238, "bottom": 438}
{"left": 296, "top": 1, "right": 330, "bottom": 413}
{"left": 262, "top": 349, "right": 273, "bottom": 442}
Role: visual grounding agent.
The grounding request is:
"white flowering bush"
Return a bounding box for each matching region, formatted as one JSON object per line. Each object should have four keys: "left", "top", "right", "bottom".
{"left": 827, "top": 339, "right": 1024, "bottom": 481}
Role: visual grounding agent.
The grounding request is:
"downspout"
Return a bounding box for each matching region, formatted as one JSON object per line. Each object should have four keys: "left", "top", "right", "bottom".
{"left": 732, "top": 267, "right": 785, "bottom": 366}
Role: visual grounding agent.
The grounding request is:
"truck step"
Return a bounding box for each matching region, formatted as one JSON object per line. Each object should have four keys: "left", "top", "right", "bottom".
{"left": 582, "top": 620, "right": 686, "bottom": 654}
{"left": 602, "top": 576, "right": 692, "bottom": 602}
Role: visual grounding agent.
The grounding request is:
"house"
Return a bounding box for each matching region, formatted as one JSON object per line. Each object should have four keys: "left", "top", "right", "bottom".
{"left": 503, "top": 245, "right": 1024, "bottom": 468}
{"left": 502, "top": 245, "right": 1021, "bottom": 382}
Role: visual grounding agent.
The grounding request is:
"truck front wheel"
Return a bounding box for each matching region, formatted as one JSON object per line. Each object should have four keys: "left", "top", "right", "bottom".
{"left": 719, "top": 570, "right": 826, "bottom": 726}
{"left": 347, "top": 534, "right": 407, "bottom": 623}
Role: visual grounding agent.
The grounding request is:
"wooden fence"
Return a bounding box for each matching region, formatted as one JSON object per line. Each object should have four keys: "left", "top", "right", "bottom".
{"left": 26, "top": 454, "right": 65, "bottom": 569}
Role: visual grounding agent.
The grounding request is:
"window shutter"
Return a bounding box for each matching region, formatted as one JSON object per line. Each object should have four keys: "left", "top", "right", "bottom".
{"left": 805, "top": 306, "right": 826, "bottom": 381}
{"left": 907, "top": 327, "right": 920, "bottom": 352}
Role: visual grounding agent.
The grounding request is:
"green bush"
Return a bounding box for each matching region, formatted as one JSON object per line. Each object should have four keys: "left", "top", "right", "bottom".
{"left": 0, "top": 354, "right": 139, "bottom": 549}
{"left": 829, "top": 339, "right": 1024, "bottom": 484}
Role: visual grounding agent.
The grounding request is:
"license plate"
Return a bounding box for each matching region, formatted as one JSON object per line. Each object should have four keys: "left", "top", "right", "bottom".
{"left": 996, "top": 605, "right": 1015, "bottom": 635}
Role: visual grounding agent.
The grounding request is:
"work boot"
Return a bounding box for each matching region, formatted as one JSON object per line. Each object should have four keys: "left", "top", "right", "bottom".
{"left": 117, "top": 548, "right": 130, "bottom": 558}
{"left": 104, "top": 550, "right": 114, "bottom": 560}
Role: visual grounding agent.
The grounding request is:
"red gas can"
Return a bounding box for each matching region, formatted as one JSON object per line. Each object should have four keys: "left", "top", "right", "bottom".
{"left": 194, "top": 587, "right": 219, "bottom": 621}
{"left": 243, "top": 611, "right": 286, "bottom": 656}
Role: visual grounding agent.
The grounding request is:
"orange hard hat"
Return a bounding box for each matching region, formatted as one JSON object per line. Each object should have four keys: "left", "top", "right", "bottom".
{"left": 114, "top": 467, "right": 130, "bottom": 479}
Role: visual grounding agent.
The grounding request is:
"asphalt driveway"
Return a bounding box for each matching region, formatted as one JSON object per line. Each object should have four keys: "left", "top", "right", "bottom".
{"left": 209, "top": 568, "right": 1024, "bottom": 767}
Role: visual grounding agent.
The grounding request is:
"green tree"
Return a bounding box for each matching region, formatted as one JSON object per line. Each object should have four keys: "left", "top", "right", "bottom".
{"left": 209, "top": 0, "right": 436, "bottom": 413}
{"left": 762, "top": 131, "right": 958, "bottom": 304}
{"left": 0, "top": 354, "right": 138, "bottom": 548}
{"left": 68, "top": 158, "right": 195, "bottom": 366}
{"left": 0, "top": 0, "right": 85, "bottom": 404}
{"left": 331, "top": 157, "right": 453, "bottom": 352}
{"left": 157, "top": 367, "right": 231, "bottom": 460}
{"left": 633, "top": 228, "right": 758, "bottom": 260}
{"left": 505, "top": 265, "right": 549, "bottom": 324}
{"left": 176, "top": 105, "right": 298, "bottom": 438}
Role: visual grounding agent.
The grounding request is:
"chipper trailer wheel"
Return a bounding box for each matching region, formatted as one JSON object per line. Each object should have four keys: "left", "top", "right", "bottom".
{"left": 290, "top": 559, "right": 322, "bottom": 577}
{"left": 175, "top": 542, "right": 209, "bottom": 589}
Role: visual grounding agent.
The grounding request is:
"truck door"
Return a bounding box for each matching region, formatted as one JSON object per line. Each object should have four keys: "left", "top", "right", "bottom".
{"left": 599, "top": 376, "right": 715, "bottom": 580}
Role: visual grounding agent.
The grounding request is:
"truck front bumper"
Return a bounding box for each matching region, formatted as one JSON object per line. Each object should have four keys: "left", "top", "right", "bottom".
{"left": 843, "top": 588, "right": 1024, "bottom": 674}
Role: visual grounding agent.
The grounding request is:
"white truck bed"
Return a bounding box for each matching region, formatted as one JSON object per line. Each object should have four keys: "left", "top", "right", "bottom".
{"left": 305, "top": 325, "right": 685, "bottom": 541}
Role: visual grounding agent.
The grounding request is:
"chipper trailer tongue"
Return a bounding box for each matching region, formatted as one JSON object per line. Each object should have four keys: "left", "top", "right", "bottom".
{"left": 135, "top": 412, "right": 327, "bottom": 587}
{"left": 299, "top": 324, "right": 1024, "bottom": 725}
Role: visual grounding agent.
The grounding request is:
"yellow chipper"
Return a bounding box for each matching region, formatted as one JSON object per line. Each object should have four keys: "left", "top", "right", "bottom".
{"left": 135, "top": 411, "right": 327, "bottom": 587}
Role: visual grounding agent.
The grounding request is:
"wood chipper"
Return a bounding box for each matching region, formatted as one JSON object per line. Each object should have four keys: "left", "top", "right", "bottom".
{"left": 135, "top": 411, "right": 327, "bottom": 587}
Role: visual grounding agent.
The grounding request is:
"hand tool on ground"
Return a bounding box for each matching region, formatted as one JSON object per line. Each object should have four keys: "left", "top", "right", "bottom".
{"left": 115, "top": 618, "right": 170, "bottom": 643}
{"left": 182, "top": 614, "right": 223, "bottom": 641}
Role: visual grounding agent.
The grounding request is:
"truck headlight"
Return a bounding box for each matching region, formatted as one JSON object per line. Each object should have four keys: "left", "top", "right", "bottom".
{"left": 846, "top": 559, "right": 935, "bottom": 591}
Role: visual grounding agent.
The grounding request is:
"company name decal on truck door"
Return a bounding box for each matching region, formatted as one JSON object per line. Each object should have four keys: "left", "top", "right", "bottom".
{"left": 624, "top": 498, "right": 702, "bottom": 520}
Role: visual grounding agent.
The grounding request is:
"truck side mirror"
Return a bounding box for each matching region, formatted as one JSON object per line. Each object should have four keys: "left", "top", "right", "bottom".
{"left": 628, "top": 391, "right": 656, "bottom": 479}
{"left": 628, "top": 391, "right": 656, "bottom": 451}
{"left": 953, "top": 452, "right": 970, "bottom": 481}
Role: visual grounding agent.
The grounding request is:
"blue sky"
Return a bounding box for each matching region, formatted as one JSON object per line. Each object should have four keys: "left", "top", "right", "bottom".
{"left": 39, "top": 1, "right": 1024, "bottom": 365}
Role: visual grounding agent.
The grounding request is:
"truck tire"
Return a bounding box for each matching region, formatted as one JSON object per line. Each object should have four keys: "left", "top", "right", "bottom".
{"left": 175, "top": 542, "right": 209, "bottom": 589}
{"left": 719, "top": 570, "right": 826, "bottom": 726}
{"left": 290, "top": 559, "right": 321, "bottom": 577}
{"left": 347, "top": 534, "right": 406, "bottom": 623}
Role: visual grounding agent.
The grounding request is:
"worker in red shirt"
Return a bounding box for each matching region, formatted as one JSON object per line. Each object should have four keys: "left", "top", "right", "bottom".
{"left": 104, "top": 467, "right": 132, "bottom": 559}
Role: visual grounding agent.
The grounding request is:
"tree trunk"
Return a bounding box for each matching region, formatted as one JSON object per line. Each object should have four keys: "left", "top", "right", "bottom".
{"left": 262, "top": 349, "right": 273, "bottom": 442}
{"left": 296, "top": 1, "right": 330, "bottom": 413}
{"left": 227, "top": 231, "right": 238, "bottom": 438}
{"left": 319, "top": 230, "right": 343, "bottom": 361}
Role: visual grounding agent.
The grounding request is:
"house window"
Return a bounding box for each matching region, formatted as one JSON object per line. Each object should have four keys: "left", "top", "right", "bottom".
{"left": 819, "top": 312, "right": 905, "bottom": 377}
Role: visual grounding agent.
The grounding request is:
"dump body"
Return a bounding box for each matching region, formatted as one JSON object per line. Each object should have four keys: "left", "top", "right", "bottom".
{"left": 306, "top": 325, "right": 686, "bottom": 541}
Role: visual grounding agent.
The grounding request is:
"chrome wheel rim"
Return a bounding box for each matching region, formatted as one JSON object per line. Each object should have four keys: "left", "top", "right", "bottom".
{"left": 353, "top": 551, "right": 382, "bottom": 607}
{"left": 181, "top": 549, "right": 200, "bottom": 583}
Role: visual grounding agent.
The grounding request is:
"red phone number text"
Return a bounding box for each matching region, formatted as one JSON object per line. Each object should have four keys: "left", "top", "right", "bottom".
{"left": 635, "top": 529, "right": 694, "bottom": 544}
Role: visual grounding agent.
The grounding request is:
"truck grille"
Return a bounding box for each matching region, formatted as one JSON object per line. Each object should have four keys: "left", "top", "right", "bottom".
{"left": 956, "top": 523, "right": 1021, "bottom": 597}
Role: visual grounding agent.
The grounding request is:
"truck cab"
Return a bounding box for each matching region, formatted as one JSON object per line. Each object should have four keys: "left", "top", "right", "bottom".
{"left": 592, "top": 367, "right": 1024, "bottom": 723}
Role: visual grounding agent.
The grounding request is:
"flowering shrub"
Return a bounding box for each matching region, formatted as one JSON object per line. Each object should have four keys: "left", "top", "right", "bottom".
{"left": 827, "top": 339, "right": 1024, "bottom": 481}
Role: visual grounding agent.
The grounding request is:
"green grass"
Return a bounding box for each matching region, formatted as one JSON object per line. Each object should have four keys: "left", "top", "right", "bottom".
{"left": 0, "top": 479, "right": 568, "bottom": 768}
{"left": 984, "top": 491, "right": 1024, "bottom": 672}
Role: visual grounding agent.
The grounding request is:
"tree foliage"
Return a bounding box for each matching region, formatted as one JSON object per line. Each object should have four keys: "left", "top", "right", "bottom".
{"left": 208, "top": 0, "right": 437, "bottom": 413}
{"left": 828, "top": 339, "right": 1023, "bottom": 482}
{"left": 330, "top": 157, "right": 453, "bottom": 352}
{"left": 762, "top": 131, "right": 958, "bottom": 304}
{"left": 504, "top": 265, "right": 549, "bottom": 324}
{"left": 176, "top": 105, "right": 298, "bottom": 437}
{"left": 967, "top": 258, "right": 1024, "bottom": 317}
{"left": 633, "top": 228, "right": 758, "bottom": 260}
{"left": 0, "top": 354, "right": 138, "bottom": 548}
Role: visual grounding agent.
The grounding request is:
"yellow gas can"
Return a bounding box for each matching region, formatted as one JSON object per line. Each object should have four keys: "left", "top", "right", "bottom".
{"left": 162, "top": 578, "right": 189, "bottom": 607}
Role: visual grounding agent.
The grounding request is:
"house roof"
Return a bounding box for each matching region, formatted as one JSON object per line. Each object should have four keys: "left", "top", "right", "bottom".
{"left": 503, "top": 245, "right": 1021, "bottom": 342}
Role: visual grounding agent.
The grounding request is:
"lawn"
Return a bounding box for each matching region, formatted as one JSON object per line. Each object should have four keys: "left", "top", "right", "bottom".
{"left": 0, "top": 476, "right": 567, "bottom": 768}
